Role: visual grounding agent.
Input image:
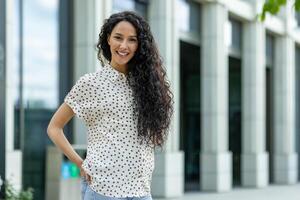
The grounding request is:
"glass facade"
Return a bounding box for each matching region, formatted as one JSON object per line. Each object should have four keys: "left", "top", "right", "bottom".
{"left": 266, "top": 33, "right": 274, "bottom": 183}
{"left": 112, "top": 0, "right": 149, "bottom": 19}
{"left": 12, "top": 0, "right": 21, "bottom": 150}
{"left": 8, "top": 0, "right": 73, "bottom": 199}
{"left": 21, "top": 0, "right": 59, "bottom": 199}
{"left": 228, "top": 18, "right": 242, "bottom": 187}
{"left": 13, "top": 0, "right": 60, "bottom": 148}
{"left": 228, "top": 56, "right": 242, "bottom": 186}
{"left": 23, "top": 0, "right": 59, "bottom": 109}
{"left": 179, "top": 41, "right": 200, "bottom": 191}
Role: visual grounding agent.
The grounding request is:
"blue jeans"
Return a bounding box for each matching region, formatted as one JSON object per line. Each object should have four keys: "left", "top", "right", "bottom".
{"left": 80, "top": 177, "right": 153, "bottom": 200}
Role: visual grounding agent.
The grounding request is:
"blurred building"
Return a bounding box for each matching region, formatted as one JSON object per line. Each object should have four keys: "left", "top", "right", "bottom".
{"left": 0, "top": 0, "right": 300, "bottom": 199}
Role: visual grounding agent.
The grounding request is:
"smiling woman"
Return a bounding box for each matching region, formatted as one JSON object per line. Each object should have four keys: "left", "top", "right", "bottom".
{"left": 107, "top": 21, "right": 138, "bottom": 74}
{"left": 47, "top": 11, "right": 173, "bottom": 200}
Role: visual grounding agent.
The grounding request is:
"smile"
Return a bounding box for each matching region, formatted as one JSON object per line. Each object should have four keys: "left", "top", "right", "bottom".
{"left": 117, "top": 51, "right": 129, "bottom": 57}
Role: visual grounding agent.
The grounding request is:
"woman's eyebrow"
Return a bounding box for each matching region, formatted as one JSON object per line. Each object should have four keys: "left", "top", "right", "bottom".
{"left": 114, "top": 32, "right": 137, "bottom": 38}
{"left": 114, "top": 33, "right": 123, "bottom": 36}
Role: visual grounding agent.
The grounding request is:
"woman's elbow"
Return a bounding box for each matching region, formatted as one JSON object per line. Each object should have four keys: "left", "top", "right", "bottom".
{"left": 47, "top": 124, "right": 54, "bottom": 137}
{"left": 47, "top": 123, "right": 59, "bottom": 138}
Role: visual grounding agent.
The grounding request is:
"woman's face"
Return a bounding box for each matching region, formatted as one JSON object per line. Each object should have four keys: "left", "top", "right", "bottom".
{"left": 108, "top": 21, "right": 138, "bottom": 70}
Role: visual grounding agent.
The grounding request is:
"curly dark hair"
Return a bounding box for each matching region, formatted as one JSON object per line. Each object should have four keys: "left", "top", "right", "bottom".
{"left": 96, "top": 11, "right": 173, "bottom": 149}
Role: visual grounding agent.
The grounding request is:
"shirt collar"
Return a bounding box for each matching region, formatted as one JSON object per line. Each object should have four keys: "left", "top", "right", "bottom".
{"left": 101, "top": 64, "right": 127, "bottom": 83}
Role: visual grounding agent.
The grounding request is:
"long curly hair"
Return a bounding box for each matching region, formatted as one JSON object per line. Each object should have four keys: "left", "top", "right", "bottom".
{"left": 96, "top": 11, "right": 173, "bottom": 149}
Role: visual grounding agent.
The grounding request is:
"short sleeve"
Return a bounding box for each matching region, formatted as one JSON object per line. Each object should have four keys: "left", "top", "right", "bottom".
{"left": 64, "top": 74, "right": 91, "bottom": 123}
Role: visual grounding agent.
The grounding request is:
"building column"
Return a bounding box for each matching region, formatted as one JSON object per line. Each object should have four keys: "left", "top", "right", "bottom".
{"left": 241, "top": 21, "right": 269, "bottom": 187}
{"left": 273, "top": 36, "right": 298, "bottom": 184}
{"left": 201, "top": 2, "right": 232, "bottom": 191}
{"left": 73, "top": 0, "right": 112, "bottom": 78}
{"left": 149, "top": 0, "right": 184, "bottom": 198}
{"left": 73, "top": 0, "right": 112, "bottom": 144}
{"left": 5, "top": 0, "right": 22, "bottom": 191}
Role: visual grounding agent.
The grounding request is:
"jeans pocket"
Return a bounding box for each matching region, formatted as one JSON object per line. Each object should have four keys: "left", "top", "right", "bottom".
{"left": 80, "top": 176, "right": 88, "bottom": 200}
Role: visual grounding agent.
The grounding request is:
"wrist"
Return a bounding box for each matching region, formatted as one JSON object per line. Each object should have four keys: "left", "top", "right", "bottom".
{"left": 74, "top": 159, "right": 83, "bottom": 168}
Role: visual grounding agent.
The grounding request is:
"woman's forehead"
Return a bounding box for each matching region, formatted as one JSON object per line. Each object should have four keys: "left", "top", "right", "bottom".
{"left": 111, "top": 21, "right": 137, "bottom": 36}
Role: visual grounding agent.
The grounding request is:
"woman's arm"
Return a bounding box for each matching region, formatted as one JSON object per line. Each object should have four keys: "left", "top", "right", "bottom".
{"left": 47, "top": 103, "right": 85, "bottom": 174}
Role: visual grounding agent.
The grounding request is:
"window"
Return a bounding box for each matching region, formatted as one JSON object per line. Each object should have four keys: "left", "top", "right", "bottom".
{"left": 10, "top": 0, "right": 22, "bottom": 150}
{"left": 296, "top": 11, "right": 300, "bottom": 27}
{"left": 177, "top": 0, "right": 201, "bottom": 34}
{"left": 179, "top": 41, "right": 201, "bottom": 191}
{"left": 228, "top": 18, "right": 242, "bottom": 58}
{"left": 23, "top": 0, "right": 59, "bottom": 109}
{"left": 265, "top": 33, "right": 275, "bottom": 182}
{"left": 113, "top": 0, "right": 149, "bottom": 20}
{"left": 8, "top": 0, "right": 76, "bottom": 199}
{"left": 266, "top": 34, "right": 274, "bottom": 68}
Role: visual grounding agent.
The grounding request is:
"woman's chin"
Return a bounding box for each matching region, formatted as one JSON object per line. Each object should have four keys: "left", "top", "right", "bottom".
{"left": 116, "top": 60, "right": 130, "bottom": 66}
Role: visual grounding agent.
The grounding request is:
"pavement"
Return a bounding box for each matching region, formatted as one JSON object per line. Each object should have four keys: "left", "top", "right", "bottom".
{"left": 155, "top": 184, "right": 300, "bottom": 200}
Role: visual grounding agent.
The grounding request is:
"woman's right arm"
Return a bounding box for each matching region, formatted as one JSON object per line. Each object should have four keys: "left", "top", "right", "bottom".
{"left": 47, "top": 103, "right": 83, "bottom": 170}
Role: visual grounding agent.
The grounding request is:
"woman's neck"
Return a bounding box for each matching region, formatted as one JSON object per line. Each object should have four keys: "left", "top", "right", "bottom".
{"left": 109, "top": 62, "right": 128, "bottom": 75}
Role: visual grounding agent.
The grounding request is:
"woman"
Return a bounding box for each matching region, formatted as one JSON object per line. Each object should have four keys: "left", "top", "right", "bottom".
{"left": 47, "top": 11, "right": 173, "bottom": 200}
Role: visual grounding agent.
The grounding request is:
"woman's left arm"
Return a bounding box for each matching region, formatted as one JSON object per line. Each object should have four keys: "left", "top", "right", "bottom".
{"left": 47, "top": 103, "right": 83, "bottom": 168}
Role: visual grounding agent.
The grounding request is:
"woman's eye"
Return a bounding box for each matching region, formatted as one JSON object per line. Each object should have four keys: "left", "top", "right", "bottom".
{"left": 114, "top": 36, "right": 122, "bottom": 40}
{"left": 129, "top": 38, "right": 137, "bottom": 42}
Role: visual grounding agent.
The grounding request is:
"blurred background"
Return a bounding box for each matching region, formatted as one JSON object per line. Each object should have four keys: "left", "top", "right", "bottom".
{"left": 0, "top": 0, "right": 300, "bottom": 199}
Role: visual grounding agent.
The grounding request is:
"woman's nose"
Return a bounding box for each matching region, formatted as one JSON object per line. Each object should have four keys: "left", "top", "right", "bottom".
{"left": 120, "top": 40, "right": 128, "bottom": 49}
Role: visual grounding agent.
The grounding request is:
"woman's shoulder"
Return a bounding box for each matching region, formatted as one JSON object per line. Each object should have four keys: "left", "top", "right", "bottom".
{"left": 77, "top": 68, "right": 105, "bottom": 83}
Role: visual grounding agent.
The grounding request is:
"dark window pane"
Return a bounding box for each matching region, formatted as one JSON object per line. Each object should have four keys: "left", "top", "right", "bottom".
{"left": 229, "top": 57, "right": 242, "bottom": 186}
{"left": 179, "top": 41, "right": 201, "bottom": 191}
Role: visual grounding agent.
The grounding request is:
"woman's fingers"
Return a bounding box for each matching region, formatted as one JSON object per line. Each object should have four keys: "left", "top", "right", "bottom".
{"left": 82, "top": 169, "right": 91, "bottom": 183}
{"left": 80, "top": 167, "right": 85, "bottom": 177}
{"left": 79, "top": 166, "right": 92, "bottom": 184}
{"left": 86, "top": 174, "right": 91, "bottom": 184}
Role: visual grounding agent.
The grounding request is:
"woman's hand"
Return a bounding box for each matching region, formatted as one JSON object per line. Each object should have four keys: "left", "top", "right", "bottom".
{"left": 80, "top": 165, "right": 92, "bottom": 184}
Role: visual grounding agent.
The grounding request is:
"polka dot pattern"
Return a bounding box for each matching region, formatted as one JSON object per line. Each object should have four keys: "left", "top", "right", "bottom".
{"left": 64, "top": 64, "right": 155, "bottom": 198}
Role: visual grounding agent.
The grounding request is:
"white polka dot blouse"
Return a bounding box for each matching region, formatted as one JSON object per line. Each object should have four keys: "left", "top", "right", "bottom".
{"left": 64, "top": 64, "right": 155, "bottom": 198}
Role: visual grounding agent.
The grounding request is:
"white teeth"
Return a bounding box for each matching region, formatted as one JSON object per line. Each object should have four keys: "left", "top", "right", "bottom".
{"left": 117, "top": 51, "right": 129, "bottom": 56}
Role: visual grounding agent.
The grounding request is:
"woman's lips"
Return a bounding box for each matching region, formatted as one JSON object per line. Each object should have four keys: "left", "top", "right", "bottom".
{"left": 117, "top": 51, "right": 129, "bottom": 57}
